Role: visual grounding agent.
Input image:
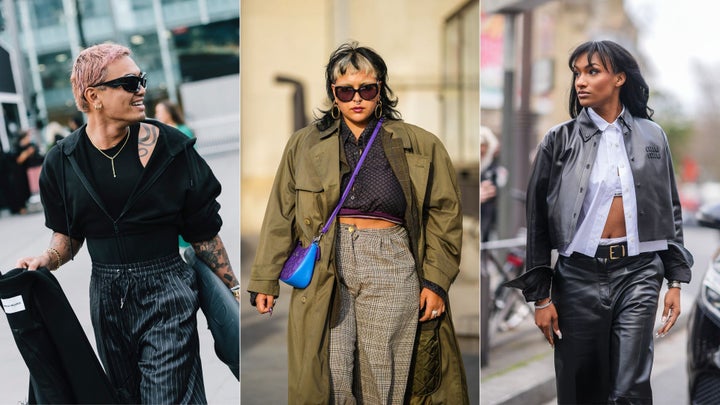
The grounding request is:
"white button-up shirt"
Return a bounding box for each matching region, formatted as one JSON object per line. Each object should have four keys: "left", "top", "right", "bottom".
{"left": 561, "top": 107, "right": 665, "bottom": 257}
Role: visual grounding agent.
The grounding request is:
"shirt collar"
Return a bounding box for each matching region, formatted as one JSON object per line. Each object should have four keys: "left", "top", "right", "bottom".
{"left": 339, "top": 117, "right": 380, "bottom": 145}
{"left": 588, "top": 106, "right": 625, "bottom": 133}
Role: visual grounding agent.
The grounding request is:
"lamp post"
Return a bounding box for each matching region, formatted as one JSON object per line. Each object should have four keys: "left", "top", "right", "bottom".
{"left": 482, "top": 0, "right": 550, "bottom": 368}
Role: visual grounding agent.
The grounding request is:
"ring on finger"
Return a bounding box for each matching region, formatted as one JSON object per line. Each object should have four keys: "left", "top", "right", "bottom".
{"left": 431, "top": 310, "right": 439, "bottom": 317}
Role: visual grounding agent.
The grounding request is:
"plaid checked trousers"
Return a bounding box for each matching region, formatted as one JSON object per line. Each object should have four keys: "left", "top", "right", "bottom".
{"left": 330, "top": 224, "right": 419, "bottom": 405}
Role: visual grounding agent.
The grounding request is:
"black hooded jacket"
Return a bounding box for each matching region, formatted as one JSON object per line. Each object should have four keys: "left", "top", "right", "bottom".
{"left": 39, "top": 120, "right": 222, "bottom": 264}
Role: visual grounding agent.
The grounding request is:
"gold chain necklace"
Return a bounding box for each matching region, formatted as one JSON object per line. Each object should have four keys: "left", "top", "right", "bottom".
{"left": 90, "top": 127, "right": 130, "bottom": 178}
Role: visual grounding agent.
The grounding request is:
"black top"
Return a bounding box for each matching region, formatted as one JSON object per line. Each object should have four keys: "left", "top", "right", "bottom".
{"left": 79, "top": 125, "right": 142, "bottom": 219}
{"left": 40, "top": 120, "right": 222, "bottom": 264}
{"left": 338, "top": 118, "right": 406, "bottom": 223}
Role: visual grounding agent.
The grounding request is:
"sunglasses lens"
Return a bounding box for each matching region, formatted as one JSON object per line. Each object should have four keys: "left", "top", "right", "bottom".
{"left": 358, "top": 84, "right": 378, "bottom": 100}
{"left": 120, "top": 77, "right": 139, "bottom": 92}
{"left": 335, "top": 86, "right": 355, "bottom": 102}
{"left": 334, "top": 83, "right": 379, "bottom": 102}
{"left": 93, "top": 73, "right": 146, "bottom": 92}
{"left": 119, "top": 74, "right": 147, "bottom": 92}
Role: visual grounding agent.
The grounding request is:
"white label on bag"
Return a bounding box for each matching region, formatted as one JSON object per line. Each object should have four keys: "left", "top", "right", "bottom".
{"left": 1, "top": 296, "right": 26, "bottom": 314}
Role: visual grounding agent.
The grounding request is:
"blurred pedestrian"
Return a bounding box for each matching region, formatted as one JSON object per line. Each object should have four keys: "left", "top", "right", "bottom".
{"left": 67, "top": 113, "right": 83, "bottom": 132}
{"left": 154, "top": 99, "right": 194, "bottom": 139}
{"left": 506, "top": 40, "right": 693, "bottom": 404}
{"left": 480, "top": 126, "right": 501, "bottom": 241}
{"left": 15, "top": 42, "right": 239, "bottom": 404}
{"left": 44, "top": 121, "right": 70, "bottom": 150}
{"left": 0, "top": 152, "right": 28, "bottom": 215}
{"left": 3, "top": 130, "right": 42, "bottom": 215}
{"left": 248, "top": 41, "right": 468, "bottom": 404}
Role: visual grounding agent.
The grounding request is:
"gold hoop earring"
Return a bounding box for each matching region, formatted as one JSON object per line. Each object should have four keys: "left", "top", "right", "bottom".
{"left": 331, "top": 102, "right": 340, "bottom": 119}
{"left": 375, "top": 100, "right": 383, "bottom": 119}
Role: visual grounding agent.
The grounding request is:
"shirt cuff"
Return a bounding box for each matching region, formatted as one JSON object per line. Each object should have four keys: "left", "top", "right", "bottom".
{"left": 422, "top": 279, "right": 447, "bottom": 303}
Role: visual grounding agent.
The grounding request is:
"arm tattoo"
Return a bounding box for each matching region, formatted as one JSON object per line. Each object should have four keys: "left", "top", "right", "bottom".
{"left": 50, "top": 231, "right": 84, "bottom": 268}
{"left": 192, "top": 235, "right": 239, "bottom": 288}
{"left": 138, "top": 124, "right": 159, "bottom": 158}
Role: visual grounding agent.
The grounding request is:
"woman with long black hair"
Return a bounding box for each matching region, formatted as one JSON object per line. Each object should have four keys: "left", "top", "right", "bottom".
{"left": 507, "top": 40, "right": 693, "bottom": 404}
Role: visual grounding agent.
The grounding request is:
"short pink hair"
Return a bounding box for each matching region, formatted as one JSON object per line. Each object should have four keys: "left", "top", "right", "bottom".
{"left": 71, "top": 43, "right": 131, "bottom": 112}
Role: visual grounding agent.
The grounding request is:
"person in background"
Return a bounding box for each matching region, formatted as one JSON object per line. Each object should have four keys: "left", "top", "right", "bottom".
{"left": 480, "top": 126, "right": 500, "bottom": 242}
{"left": 45, "top": 121, "right": 70, "bottom": 150}
{"left": 155, "top": 99, "right": 194, "bottom": 139}
{"left": 506, "top": 40, "right": 693, "bottom": 404}
{"left": 16, "top": 42, "right": 239, "bottom": 404}
{"left": 248, "top": 41, "right": 468, "bottom": 404}
{"left": 5, "top": 130, "right": 42, "bottom": 215}
{"left": 67, "top": 114, "right": 84, "bottom": 132}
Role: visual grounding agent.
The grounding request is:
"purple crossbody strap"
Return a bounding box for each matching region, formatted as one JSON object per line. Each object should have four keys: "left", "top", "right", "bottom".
{"left": 318, "top": 118, "right": 384, "bottom": 236}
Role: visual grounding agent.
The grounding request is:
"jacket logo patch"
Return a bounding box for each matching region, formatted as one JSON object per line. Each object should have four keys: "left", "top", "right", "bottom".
{"left": 1, "top": 295, "right": 26, "bottom": 314}
{"left": 645, "top": 145, "right": 661, "bottom": 159}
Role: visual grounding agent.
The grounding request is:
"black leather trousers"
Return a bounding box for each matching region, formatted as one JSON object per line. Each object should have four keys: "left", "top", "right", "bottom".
{"left": 553, "top": 252, "right": 663, "bottom": 405}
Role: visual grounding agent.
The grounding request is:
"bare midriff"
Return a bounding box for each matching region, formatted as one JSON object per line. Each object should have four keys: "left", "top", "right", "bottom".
{"left": 601, "top": 196, "right": 627, "bottom": 238}
{"left": 338, "top": 217, "right": 397, "bottom": 229}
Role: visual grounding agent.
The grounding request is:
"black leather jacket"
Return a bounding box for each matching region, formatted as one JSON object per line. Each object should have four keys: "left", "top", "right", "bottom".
{"left": 508, "top": 108, "right": 693, "bottom": 301}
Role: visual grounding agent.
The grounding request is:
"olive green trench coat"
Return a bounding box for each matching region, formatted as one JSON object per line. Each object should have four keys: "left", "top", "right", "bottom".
{"left": 248, "top": 119, "right": 469, "bottom": 404}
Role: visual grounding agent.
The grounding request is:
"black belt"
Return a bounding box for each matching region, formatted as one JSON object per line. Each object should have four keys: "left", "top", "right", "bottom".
{"left": 594, "top": 242, "right": 628, "bottom": 260}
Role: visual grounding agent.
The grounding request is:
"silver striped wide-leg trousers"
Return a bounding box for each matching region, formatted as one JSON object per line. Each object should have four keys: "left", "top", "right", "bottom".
{"left": 90, "top": 254, "right": 206, "bottom": 404}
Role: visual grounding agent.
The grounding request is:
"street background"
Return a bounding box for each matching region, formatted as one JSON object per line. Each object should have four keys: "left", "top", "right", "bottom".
{"left": 0, "top": 149, "right": 240, "bottom": 404}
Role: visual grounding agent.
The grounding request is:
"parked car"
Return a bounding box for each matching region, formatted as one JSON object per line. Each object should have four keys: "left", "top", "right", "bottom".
{"left": 687, "top": 203, "right": 720, "bottom": 404}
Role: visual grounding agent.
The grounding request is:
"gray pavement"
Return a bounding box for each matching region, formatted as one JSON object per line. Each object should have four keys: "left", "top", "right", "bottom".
{"left": 481, "top": 225, "right": 717, "bottom": 404}
{"left": 0, "top": 150, "right": 240, "bottom": 404}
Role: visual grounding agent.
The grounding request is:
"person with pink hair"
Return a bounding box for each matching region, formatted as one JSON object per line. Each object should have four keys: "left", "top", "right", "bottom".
{"left": 16, "top": 43, "right": 238, "bottom": 404}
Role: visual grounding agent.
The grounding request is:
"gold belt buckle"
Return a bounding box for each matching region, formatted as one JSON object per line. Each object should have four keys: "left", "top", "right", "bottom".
{"left": 609, "top": 244, "right": 625, "bottom": 260}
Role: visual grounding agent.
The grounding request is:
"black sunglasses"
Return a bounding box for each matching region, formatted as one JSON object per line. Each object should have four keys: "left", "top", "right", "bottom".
{"left": 91, "top": 72, "right": 147, "bottom": 93}
{"left": 333, "top": 82, "right": 380, "bottom": 102}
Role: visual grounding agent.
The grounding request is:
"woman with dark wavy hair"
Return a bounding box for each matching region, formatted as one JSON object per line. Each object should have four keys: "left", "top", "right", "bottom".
{"left": 248, "top": 41, "right": 468, "bottom": 403}
{"left": 507, "top": 39, "right": 693, "bottom": 404}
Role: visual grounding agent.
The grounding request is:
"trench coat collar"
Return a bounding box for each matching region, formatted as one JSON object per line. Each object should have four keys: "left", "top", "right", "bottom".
{"left": 318, "top": 118, "right": 413, "bottom": 150}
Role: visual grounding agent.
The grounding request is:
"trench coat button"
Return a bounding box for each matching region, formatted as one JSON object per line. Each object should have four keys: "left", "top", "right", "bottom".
{"left": 304, "top": 218, "right": 311, "bottom": 225}
{"left": 301, "top": 296, "right": 307, "bottom": 303}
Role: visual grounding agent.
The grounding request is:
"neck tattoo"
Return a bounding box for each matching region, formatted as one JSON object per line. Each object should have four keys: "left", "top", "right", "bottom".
{"left": 89, "top": 127, "right": 130, "bottom": 178}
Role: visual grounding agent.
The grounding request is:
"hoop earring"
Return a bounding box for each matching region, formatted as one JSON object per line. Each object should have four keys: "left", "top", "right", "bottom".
{"left": 94, "top": 104, "right": 102, "bottom": 111}
{"left": 375, "top": 100, "right": 383, "bottom": 119}
{"left": 331, "top": 102, "right": 340, "bottom": 120}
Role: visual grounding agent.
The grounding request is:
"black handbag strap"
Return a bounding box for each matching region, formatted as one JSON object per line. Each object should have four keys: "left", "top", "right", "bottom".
{"left": 319, "top": 118, "right": 384, "bottom": 237}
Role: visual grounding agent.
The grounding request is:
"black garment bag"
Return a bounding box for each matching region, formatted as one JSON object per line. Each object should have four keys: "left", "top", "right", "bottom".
{"left": 0, "top": 267, "right": 118, "bottom": 404}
